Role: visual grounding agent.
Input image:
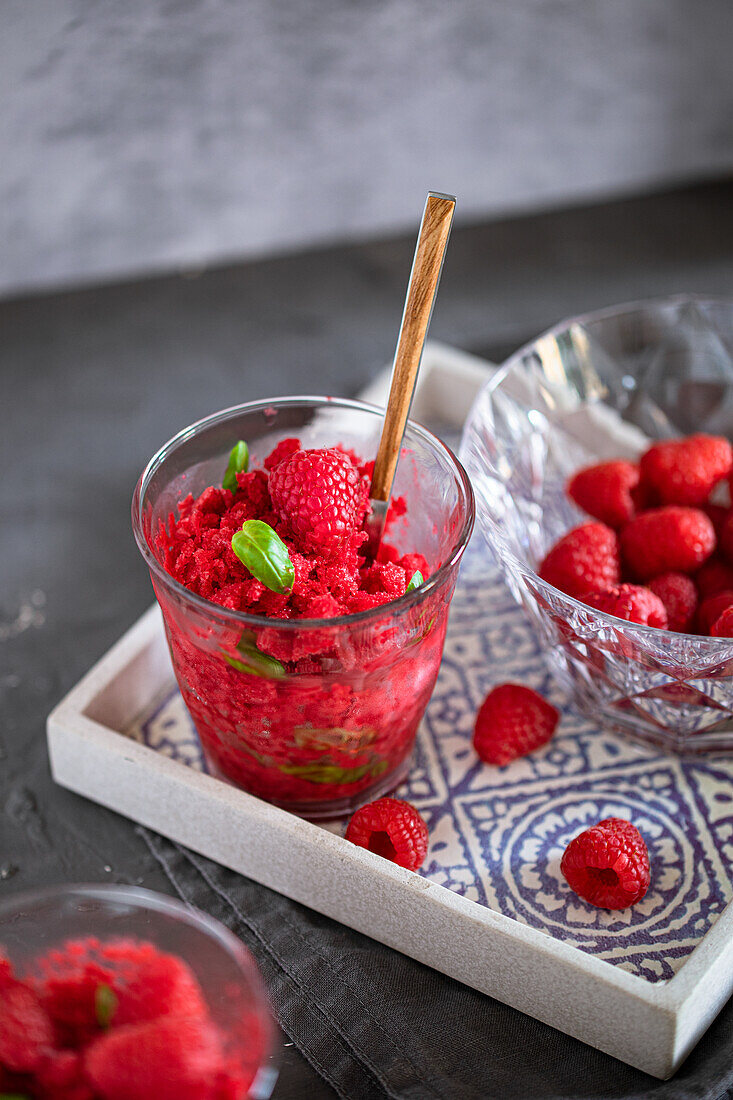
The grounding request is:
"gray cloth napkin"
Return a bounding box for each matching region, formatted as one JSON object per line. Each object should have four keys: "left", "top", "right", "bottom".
{"left": 140, "top": 829, "right": 733, "bottom": 1100}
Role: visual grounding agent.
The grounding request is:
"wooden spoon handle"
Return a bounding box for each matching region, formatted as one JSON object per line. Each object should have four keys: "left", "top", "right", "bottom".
{"left": 370, "top": 192, "right": 456, "bottom": 503}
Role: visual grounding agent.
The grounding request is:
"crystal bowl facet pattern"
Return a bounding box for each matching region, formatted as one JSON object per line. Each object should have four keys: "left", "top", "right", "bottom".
{"left": 460, "top": 297, "right": 733, "bottom": 753}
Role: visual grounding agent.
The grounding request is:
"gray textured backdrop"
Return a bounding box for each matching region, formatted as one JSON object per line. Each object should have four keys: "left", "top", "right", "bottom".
{"left": 2, "top": 0, "right": 732, "bottom": 296}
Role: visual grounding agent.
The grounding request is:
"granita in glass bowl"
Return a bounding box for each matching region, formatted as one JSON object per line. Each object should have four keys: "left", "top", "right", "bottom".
{"left": 0, "top": 884, "right": 276, "bottom": 1099}
{"left": 133, "top": 396, "right": 474, "bottom": 818}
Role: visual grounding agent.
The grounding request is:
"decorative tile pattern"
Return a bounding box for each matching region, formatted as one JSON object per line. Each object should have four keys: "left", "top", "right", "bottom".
{"left": 125, "top": 541, "right": 733, "bottom": 983}
{"left": 127, "top": 689, "right": 207, "bottom": 773}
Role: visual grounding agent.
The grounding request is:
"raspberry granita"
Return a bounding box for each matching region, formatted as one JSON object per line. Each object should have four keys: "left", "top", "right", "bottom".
{"left": 0, "top": 937, "right": 270, "bottom": 1098}
{"left": 134, "top": 397, "right": 474, "bottom": 816}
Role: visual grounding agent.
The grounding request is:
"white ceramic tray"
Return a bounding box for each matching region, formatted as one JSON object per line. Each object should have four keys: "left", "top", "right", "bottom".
{"left": 48, "top": 342, "right": 733, "bottom": 1080}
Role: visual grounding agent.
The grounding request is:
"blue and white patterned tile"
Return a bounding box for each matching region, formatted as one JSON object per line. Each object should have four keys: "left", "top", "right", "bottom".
{"left": 681, "top": 760, "right": 733, "bottom": 867}
{"left": 124, "top": 541, "right": 733, "bottom": 983}
{"left": 127, "top": 686, "right": 207, "bottom": 773}
{"left": 451, "top": 764, "right": 730, "bottom": 980}
{"left": 398, "top": 721, "right": 447, "bottom": 806}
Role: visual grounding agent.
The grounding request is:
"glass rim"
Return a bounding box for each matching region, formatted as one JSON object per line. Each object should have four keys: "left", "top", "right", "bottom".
{"left": 520, "top": 556, "right": 733, "bottom": 648}
{"left": 495, "top": 293, "right": 733, "bottom": 393}
{"left": 0, "top": 883, "right": 276, "bottom": 1088}
{"left": 0, "top": 883, "right": 260, "bottom": 973}
{"left": 480, "top": 293, "right": 733, "bottom": 649}
{"left": 132, "top": 394, "right": 475, "bottom": 630}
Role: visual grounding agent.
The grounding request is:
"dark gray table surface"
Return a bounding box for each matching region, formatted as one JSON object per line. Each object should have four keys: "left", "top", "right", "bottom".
{"left": 2, "top": 181, "right": 733, "bottom": 1099}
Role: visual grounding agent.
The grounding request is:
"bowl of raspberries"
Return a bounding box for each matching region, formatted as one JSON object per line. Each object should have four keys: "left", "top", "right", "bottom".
{"left": 461, "top": 296, "right": 733, "bottom": 752}
{"left": 0, "top": 884, "right": 275, "bottom": 1100}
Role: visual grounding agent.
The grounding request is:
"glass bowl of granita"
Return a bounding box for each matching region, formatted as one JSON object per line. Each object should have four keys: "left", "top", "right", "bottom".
{"left": 0, "top": 884, "right": 276, "bottom": 1099}
{"left": 133, "top": 396, "right": 475, "bottom": 818}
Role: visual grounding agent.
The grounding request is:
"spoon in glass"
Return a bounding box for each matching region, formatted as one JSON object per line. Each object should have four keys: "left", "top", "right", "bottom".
{"left": 365, "top": 191, "right": 456, "bottom": 559}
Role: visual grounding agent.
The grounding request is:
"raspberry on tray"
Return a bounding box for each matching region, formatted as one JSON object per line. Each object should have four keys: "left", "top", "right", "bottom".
{"left": 561, "top": 817, "right": 650, "bottom": 910}
{"left": 345, "top": 797, "right": 429, "bottom": 871}
{"left": 473, "top": 683, "right": 559, "bottom": 766}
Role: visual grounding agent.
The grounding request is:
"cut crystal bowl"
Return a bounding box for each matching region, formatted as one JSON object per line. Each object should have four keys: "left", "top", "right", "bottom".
{"left": 460, "top": 296, "right": 733, "bottom": 753}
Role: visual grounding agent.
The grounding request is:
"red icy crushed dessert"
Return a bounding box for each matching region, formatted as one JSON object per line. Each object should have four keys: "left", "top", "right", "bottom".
{"left": 158, "top": 440, "right": 425, "bottom": 621}
{"left": 0, "top": 938, "right": 268, "bottom": 1099}
{"left": 134, "top": 398, "right": 473, "bottom": 816}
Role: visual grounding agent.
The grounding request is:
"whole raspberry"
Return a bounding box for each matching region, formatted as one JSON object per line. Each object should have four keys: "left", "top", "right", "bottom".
{"left": 268, "top": 447, "right": 366, "bottom": 552}
{"left": 566, "top": 460, "right": 640, "bottom": 528}
{"left": 697, "top": 590, "right": 733, "bottom": 634}
{"left": 473, "top": 683, "right": 559, "bottom": 765}
{"left": 539, "top": 522, "right": 620, "bottom": 599}
{"left": 648, "top": 572, "right": 698, "bottom": 632}
{"left": 345, "top": 798, "right": 428, "bottom": 871}
{"left": 561, "top": 817, "right": 650, "bottom": 909}
{"left": 620, "top": 506, "right": 715, "bottom": 580}
{"left": 582, "top": 583, "right": 668, "bottom": 629}
{"left": 640, "top": 434, "right": 733, "bottom": 506}
{"left": 711, "top": 607, "right": 733, "bottom": 638}
{"left": 695, "top": 556, "right": 733, "bottom": 598}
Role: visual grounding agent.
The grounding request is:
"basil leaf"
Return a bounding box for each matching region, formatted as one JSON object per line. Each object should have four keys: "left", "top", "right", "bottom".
{"left": 0, "top": 1094, "right": 33, "bottom": 1100}
{"left": 278, "top": 757, "right": 388, "bottom": 784}
{"left": 237, "top": 744, "right": 387, "bottom": 784}
{"left": 221, "top": 645, "right": 286, "bottom": 679}
{"left": 293, "top": 725, "right": 376, "bottom": 750}
{"left": 406, "top": 570, "right": 424, "bottom": 593}
{"left": 222, "top": 440, "right": 250, "bottom": 491}
{"left": 278, "top": 761, "right": 374, "bottom": 784}
{"left": 231, "top": 520, "right": 294, "bottom": 593}
{"left": 95, "top": 983, "right": 118, "bottom": 1028}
